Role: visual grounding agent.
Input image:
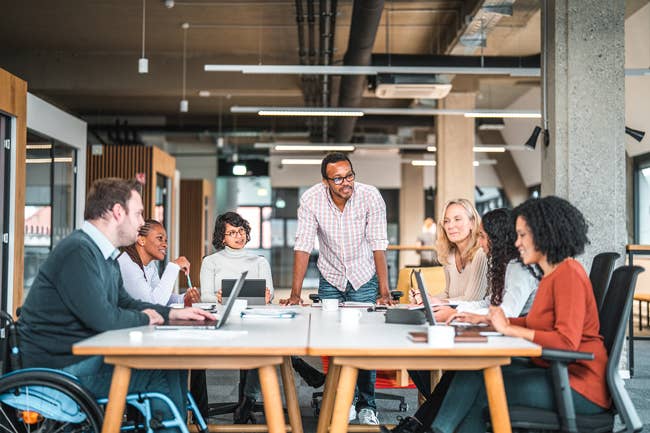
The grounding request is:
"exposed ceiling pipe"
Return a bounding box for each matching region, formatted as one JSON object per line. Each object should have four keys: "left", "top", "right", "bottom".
{"left": 318, "top": 0, "right": 337, "bottom": 141}
{"left": 371, "top": 53, "right": 540, "bottom": 68}
{"left": 333, "top": 0, "right": 384, "bottom": 142}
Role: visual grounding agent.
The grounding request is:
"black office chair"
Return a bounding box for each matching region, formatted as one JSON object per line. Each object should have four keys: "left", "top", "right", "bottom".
{"left": 501, "top": 265, "right": 644, "bottom": 433}
{"left": 589, "top": 252, "right": 620, "bottom": 312}
{"left": 309, "top": 291, "right": 409, "bottom": 416}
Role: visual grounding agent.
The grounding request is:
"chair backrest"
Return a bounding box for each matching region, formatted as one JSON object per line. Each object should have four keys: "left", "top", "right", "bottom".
{"left": 0, "top": 311, "right": 22, "bottom": 375}
{"left": 599, "top": 265, "right": 644, "bottom": 432}
{"left": 589, "top": 252, "right": 620, "bottom": 312}
{"left": 396, "top": 267, "right": 445, "bottom": 304}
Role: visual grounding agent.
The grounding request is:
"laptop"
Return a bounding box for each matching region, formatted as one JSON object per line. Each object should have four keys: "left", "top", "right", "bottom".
{"left": 222, "top": 278, "right": 266, "bottom": 305}
{"left": 413, "top": 270, "right": 497, "bottom": 337}
{"left": 157, "top": 271, "right": 248, "bottom": 330}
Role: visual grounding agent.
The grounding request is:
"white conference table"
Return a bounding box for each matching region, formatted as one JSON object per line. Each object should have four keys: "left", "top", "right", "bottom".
{"left": 307, "top": 308, "right": 542, "bottom": 433}
{"left": 73, "top": 308, "right": 310, "bottom": 433}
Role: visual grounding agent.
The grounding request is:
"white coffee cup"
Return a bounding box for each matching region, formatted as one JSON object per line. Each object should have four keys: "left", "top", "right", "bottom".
{"left": 231, "top": 299, "right": 248, "bottom": 316}
{"left": 340, "top": 308, "right": 362, "bottom": 326}
{"left": 322, "top": 299, "right": 339, "bottom": 312}
{"left": 427, "top": 325, "right": 455, "bottom": 348}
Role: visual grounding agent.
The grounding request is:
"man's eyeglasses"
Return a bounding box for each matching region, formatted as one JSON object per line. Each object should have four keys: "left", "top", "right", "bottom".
{"left": 326, "top": 172, "right": 355, "bottom": 185}
{"left": 226, "top": 228, "right": 247, "bottom": 238}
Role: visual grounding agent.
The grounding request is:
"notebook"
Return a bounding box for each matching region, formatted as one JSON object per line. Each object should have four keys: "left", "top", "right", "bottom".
{"left": 157, "top": 270, "right": 248, "bottom": 330}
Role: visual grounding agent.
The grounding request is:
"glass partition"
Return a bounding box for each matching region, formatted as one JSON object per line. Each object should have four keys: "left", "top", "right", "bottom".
{"left": 23, "top": 131, "right": 77, "bottom": 298}
{"left": 0, "top": 115, "right": 10, "bottom": 312}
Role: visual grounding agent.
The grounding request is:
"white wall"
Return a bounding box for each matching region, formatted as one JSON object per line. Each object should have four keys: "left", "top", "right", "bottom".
{"left": 625, "top": 2, "right": 650, "bottom": 157}
{"left": 26, "top": 93, "right": 87, "bottom": 227}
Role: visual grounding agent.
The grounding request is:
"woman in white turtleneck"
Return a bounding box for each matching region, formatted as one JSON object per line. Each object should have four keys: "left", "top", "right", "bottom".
{"left": 199, "top": 211, "right": 273, "bottom": 424}
{"left": 200, "top": 212, "right": 273, "bottom": 304}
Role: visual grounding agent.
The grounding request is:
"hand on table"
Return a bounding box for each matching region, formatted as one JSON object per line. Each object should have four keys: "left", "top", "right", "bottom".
{"left": 169, "top": 307, "right": 215, "bottom": 321}
{"left": 487, "top": 306, "right": 510, "bottom": 334}
{"left": 446, "top": 311, "right": 488, "bottom": 325}
{"left": 433, "top": 306, "right": 457, "bottom": 322}
{"left": 376, "top": 293, "right": 396, "bottom": 305}
{"left": 279, "top": 294, "right": 304, "bottom": 306}
{"left": 142, "top": 308, "right": 164, "bottom": 325}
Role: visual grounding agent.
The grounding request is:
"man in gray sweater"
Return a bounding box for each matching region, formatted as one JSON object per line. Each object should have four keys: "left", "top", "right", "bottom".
{"left": 18, "top": 177, "right": 213, "bottom": 430}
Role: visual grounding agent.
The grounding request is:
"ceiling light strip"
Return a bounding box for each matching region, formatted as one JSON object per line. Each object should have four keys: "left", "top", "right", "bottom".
{"left": 258, "top": 109, "right": 364, "bottom": 117}
{"left": 205, "top": 64, "right": 541, "bottom": 77}
{"left": 280, "top": 159, "right": 323, "bottom": 165}
{"left": 233, "top": 106, "right": 540, "bottom": 118}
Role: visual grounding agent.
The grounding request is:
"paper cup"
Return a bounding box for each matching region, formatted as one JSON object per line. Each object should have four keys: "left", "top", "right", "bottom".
{"left": 322, "top": 299, "right": 339, "bottom": 312}
{"left": 340, "top": 308, "right": 362, "bottom": 326}
{"left": 427, "top": 325, "right": 455, "bottom": 348}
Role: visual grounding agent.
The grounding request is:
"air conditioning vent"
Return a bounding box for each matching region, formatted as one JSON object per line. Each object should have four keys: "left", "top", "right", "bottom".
{"left": 373, "top": 74, "right": 452, "bottom": 99}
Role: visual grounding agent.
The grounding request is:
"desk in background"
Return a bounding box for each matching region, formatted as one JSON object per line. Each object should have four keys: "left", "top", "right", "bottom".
{"left": 626, "top": 244, "right": 650, "bottom": 376}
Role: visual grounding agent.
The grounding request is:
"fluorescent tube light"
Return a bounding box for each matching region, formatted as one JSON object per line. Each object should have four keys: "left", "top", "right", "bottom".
{"left": 473, "top": 146, "right": 506, "bottom": 153}
{"left": 26, "top": 144, "right": 53, "bottom": 150}
{"left": 258, "top": 109, "right": 363, "bottom": 117}
{"left": 411, "top": 160, "right": 437, "bottom": 166}
{"left": 26, "top": 157, "right": 73, "bottom": 164}
{"left": 464, "top": 111, "right": 541, "bottom": 118}
{"left": 280, "top": 159, "right": 322, "bottom": 165}
{"left": 426, "top": 146, "right": 437, "bottom": 152}
{"left": 204, "top": 64, "right": 540, "bottom": 77}
{"left": 274, "top": 145, "right": 355, "bottom": 151}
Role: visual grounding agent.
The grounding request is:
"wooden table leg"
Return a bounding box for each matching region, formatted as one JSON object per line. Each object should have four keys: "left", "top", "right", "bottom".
{"left": 280, "top": 357, "right": 303, "bottom": 433}
{"left": 316, "top": 363, "right": 340, "bottom": 433}
{"left": 329, "top": 365, "right": 358, "bottom": 433}
{"left": 258, "top": 365, "right": 287, "bottom": 433}
{"left": 101, "top": 365, "right": 132, "bottom": 433}
{"left": 483, "top": 366, "right": 511, "bottom": 433}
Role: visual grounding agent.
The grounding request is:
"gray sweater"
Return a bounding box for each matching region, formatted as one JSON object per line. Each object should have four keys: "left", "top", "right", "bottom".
{"left": 18, "top": 230, "right": 169, "bottom": 369}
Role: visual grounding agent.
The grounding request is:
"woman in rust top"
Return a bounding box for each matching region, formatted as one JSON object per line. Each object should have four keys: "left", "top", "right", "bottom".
{"left": 430, "top": 196, "right": 608, "bottom": 433}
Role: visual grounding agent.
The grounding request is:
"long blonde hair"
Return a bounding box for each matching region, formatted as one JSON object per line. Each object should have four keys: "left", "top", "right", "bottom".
{"left": 435, "top": 198, "right": 482, "bottom": 266}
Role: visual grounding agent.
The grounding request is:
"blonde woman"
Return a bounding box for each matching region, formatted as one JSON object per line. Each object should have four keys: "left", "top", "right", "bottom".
{"left": 427, "top": 199, "right": 488, "bottom": 322}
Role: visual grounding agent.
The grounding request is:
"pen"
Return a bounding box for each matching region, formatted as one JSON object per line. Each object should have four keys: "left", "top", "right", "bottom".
{"left": 186, "top": 273, "right": 193, "bottom": 289}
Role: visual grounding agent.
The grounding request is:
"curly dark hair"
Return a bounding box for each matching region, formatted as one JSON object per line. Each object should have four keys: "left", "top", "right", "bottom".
{"left": 482, "top": 209, "right": 519, "bottom": 306}
{"left": 320, "top": 152, "right": 353, "bottom": 179}
{"left": 211, "top": 212, "right": 251, "bottom": 251}
{"left": 512, "top": 196, "right": 590, "bottom": 266}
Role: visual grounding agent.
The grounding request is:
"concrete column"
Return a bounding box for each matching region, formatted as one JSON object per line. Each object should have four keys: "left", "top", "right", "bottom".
{"left": 542, "top": 0, "right": 626, "bottom": 265}
{"left": 399, "top": 162, "right": 425, "bottom": 268}
{"left": 435, "top": 92, "right": 476, "bottom": 219}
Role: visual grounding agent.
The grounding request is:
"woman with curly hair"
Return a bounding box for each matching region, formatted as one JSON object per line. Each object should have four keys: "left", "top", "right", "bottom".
{"left": 200, "top": 211, "right": 273, "bottom": 303}
{"left": 427, "top": 196, "right": 608, "bottom": 433}
{"left": 390, "top": 209, "right": 540, "bottom": 433}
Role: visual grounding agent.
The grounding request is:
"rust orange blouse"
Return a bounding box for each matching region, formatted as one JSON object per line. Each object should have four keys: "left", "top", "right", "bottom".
{"left": 509, "top": 258, "right": 610, "bottom": 408}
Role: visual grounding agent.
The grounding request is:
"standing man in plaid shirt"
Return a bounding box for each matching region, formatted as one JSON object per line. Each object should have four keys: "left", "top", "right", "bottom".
{"left": 280, "top": 152, "right": 393, "bottom": 424}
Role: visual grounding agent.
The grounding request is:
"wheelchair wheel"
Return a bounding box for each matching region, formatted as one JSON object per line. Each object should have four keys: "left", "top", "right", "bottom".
{"left": 0, "top": 369, "right": 103, "bottom": 433}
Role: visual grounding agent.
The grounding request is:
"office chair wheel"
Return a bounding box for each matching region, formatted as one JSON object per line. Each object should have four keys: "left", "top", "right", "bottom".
{"left": 0, "top": 369, "right": 104, "bottom": 433}
{"left": 399, "top": 402, "right": 408, "bottom": 412}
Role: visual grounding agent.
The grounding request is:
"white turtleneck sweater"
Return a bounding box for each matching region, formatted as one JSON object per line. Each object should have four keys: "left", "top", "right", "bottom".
{"left": 199, "top": 246, "right": 274, "bottom": 303}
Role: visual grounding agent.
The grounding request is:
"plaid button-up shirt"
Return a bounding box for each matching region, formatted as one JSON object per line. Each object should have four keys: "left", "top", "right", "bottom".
{"left": 294, "top": 182, "right": 388, "bottom": 291}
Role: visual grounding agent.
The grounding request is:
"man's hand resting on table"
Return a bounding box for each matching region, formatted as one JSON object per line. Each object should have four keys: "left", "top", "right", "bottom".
{"left": 142, "top": 309, "right": 164, "bottom": 325}
{"left": 169, "top": 307, "right": 216, "bottom": 321}
{"left": 279, "top": 293, "right": 304, "bottom": 306}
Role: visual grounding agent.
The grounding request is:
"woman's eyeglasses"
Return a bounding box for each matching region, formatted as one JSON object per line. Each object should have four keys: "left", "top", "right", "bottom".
{"left": 326, "top": 172, "right": 355, "bottom": 185}
{"left": 226, "top": 228, "right": 247, "bottom": 238}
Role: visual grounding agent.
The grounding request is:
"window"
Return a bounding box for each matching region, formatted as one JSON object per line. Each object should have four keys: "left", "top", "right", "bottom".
{"left": 634, "top": 154, "right": 650, "bottom": 243}
{"left": 0, "top": 115, "right": 11, "bottom": 312}
{"left": 23, "top": 131, "right": 77, "bottom": 298}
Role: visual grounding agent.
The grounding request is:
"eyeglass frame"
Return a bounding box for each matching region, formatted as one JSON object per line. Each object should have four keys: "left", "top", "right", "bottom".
{"left": 225, "top": 228, "right": 247, "bottom": 238}
{"left": 325, "top": 171, "right": 356, "bottom": 185}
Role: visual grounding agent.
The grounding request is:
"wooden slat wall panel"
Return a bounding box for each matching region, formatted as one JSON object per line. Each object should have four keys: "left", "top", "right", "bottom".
{"left": 179, "top": 180, "right": 204, "bottom": 290}
{"left": 86, "top": 146, "right": 153, "bottom": 217}
{"left": 0, "top": 68, "right": 27, "bottom": 312}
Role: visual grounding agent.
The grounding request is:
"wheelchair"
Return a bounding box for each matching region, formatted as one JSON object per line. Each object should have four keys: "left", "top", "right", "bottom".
{"left": 0, "top": 311, "right": 208, "bottom": 433}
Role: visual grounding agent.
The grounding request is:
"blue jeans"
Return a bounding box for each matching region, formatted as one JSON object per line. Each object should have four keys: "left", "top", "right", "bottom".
{"left": 319, "top": 274, "right": 378, "bottom": 412}
{"left": 431, "top": 358, "right": 606, "bottom": 433}
{"left": 63, "top": 356, "right": 188, "bottom": 432}
{"left": 243, "top": 369, "right": 261, "bottom": 400}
